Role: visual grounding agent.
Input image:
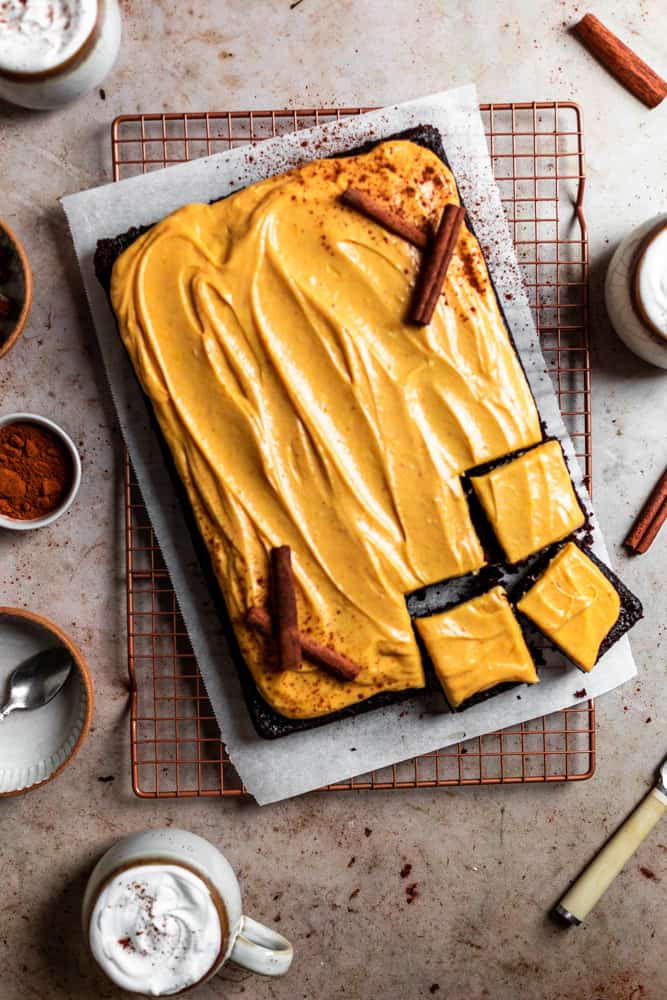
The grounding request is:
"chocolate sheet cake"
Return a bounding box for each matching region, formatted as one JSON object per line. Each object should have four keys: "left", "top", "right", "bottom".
{"left": 95, "top": 125, "right": 640, "bottom": 737}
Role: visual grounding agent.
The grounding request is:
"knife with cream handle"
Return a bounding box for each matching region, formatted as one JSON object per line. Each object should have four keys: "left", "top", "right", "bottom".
{"left": 556, "top": 756, "right": 667, "bottom": 925}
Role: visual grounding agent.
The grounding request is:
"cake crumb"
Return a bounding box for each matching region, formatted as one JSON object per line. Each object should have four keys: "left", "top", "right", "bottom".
{"left": 405, "top": 882, "right": 418, "bottom": 903}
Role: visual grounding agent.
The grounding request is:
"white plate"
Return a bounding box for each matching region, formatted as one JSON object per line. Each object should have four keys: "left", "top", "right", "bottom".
{"left": 0, "top": 609, "right": 92, "bottom": 795}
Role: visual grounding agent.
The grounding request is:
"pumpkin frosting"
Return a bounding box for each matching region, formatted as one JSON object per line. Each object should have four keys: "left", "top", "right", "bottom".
{"left": 110, "top": 140, "right": 542, "bottom": 718}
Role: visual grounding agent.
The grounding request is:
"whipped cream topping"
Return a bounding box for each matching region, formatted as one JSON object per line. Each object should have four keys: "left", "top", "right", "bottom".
{"left": 636, "top": 224, "right": 667, "bottom": 339}
{"left": 89, "top": 864, "right": 223, "bottom": 997}
{"left": 0, "top": 0, "right": 97, "bottom": 74}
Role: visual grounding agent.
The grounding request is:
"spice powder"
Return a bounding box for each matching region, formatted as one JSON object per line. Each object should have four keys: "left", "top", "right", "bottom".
{"left": 0, "top": 421, "right": 73, "bottom": 520}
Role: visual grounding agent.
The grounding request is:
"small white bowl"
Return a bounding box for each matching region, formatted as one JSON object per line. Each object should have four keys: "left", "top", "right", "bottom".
{"left": 0, "top": 412, "right": 81, "bottom": 530}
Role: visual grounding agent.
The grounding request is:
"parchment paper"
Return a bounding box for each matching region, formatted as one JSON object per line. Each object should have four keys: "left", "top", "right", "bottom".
{"left": 62, "top": 86, "right": 637, "bottom": 805}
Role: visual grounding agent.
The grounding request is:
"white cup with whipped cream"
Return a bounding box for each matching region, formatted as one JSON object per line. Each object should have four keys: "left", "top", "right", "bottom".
{"left": 0, "top": 0, "right": 121, "bottom": 109}
{"left": 82, "top": 829, "right": 293, "bottom": 996}
{"left": 605, "top": 213, "right": 667, "bottom": 369}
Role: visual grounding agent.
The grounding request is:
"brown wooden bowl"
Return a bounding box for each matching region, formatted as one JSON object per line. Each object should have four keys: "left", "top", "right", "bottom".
{"left": 0, "top": 607, "right": 94, "bottom": 796}
{"left": 0, "top": 219, "right": 33, "bottom": 361}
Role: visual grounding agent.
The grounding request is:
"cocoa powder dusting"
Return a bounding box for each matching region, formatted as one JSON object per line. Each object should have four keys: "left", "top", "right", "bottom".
{"left": 0, "top": 421, "right": 73, "bottom": 520}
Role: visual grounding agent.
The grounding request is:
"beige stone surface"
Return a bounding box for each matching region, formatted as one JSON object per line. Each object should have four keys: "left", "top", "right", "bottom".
{"left": 0, "top": 2, "right": 665, "bottom": 998}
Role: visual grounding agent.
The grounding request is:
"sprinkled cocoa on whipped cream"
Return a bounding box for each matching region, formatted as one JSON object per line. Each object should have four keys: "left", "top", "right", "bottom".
{"left": 88, "top": 863, "right": 224, "bottom": 996}
{"left": 0, "top": 0, "right": 97, "bottom": 74}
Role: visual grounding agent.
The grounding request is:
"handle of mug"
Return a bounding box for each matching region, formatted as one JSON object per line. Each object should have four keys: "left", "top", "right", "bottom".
{"left": 230, "top": 915, "right": 294, "bottom": 977}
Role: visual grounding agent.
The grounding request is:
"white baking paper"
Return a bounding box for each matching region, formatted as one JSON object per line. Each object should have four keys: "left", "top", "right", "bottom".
{"left": 62, "top": 85, "right": 637, "bottom": 805}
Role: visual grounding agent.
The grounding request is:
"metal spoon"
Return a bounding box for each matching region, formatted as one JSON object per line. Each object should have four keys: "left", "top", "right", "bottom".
{"left": 0, "top": 647, "right": 72, "bottom": 722}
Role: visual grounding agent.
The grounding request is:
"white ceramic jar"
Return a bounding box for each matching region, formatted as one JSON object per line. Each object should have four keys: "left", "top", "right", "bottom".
{"left": 0, "top": 0, "right": 121, "bottom": 109}
{"left": 605, "top": 214, "right": 667, "bottom": 369}
{"left": 82, "top": 828, "right": 293, "bottom": 997}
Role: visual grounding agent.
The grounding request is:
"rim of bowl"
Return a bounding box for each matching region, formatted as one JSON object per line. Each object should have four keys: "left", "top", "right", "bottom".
{"left": 0, "top": 412, "right": 82, "bottom": 530}
{"left": 631, "top": 219, "right": 667, "bottom": 345}
{"left": 0, "top": 606, "right": 94, "bottom": 797}
{"left": 0, "top": 219, "right": 33, "bottom": 361}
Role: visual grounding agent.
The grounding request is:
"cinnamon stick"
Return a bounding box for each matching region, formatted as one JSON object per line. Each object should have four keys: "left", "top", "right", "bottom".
{"left": 623, "top": 469, "right": 667, "bottom": 554}
{"left": 573, "top": 13, "right": 667, "bottom": 109}
{"left": 409, "top": 203, "right": 465, "bottom": 326}
{"left": 270, "top": 545, "right": 301, "bottom": 671}
{"left": 246, "top": 606, "right": 362, "bottom": 682}
{"left": 341, "top": 187, "right": 429, "bottom": 249}
{"left": 634, "top": 497, "right": 667, "bottom": 555}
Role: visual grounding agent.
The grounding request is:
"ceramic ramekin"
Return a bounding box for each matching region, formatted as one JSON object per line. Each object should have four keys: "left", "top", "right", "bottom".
{"left": 0, "top": 607, "right": 93, "bottom": 796}
{"left": 0, "top": 412, "right": 82, "bottom": 530}
{"left": 0, "top": 218, "right": 33, "bottom": 361}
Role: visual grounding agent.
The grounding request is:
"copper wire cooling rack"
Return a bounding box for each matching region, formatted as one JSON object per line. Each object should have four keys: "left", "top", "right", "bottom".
{"left": 115, "top": 103, "right": 594, "bottom": 798}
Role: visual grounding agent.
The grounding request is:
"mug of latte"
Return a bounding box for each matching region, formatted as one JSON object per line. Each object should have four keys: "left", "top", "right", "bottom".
{"left": 82, "top": 828, "right": 293, "bottom": 996}
{"left": 605, "top": 213, "right": 667, "bottom": 369}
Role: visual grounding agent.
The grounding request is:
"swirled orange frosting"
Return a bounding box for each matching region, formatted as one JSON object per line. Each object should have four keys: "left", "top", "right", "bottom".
{"left": 110, "top": 140, "right": 542, "bottom": 718}
{"left": 517, "top": 542, "right": 620, "bottom": 671}
{"left": 415, "top": 586, "right": 538, "bottom": 708}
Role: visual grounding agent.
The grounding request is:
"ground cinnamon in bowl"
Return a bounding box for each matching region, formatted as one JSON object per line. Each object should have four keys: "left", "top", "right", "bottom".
{"left": 0, "top": 421, "right": 73, "bottom": 521}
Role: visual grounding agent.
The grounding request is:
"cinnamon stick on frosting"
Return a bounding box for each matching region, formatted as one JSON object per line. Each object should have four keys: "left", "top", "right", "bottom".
{"left": 623, "top": 468, "right": 667, "bottom": 554}
{"left": 246, "top": 606, "right": 362, "bottom": 682}
{"left": 410, "top": 203, "right": 465, "bottom": 326}
{"left": 270, "top": 545, "right": 302, "bottom": 671}
{"left": 341, "top": 188, "right": 429, "bottom": 249}
{"left": 573, "top": 13, "right": 667, "bottom": 109}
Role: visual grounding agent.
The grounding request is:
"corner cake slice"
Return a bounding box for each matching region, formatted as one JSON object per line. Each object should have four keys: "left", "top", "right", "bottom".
{"left": 515, "top": 541, "right": 643, "bottom": 672}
